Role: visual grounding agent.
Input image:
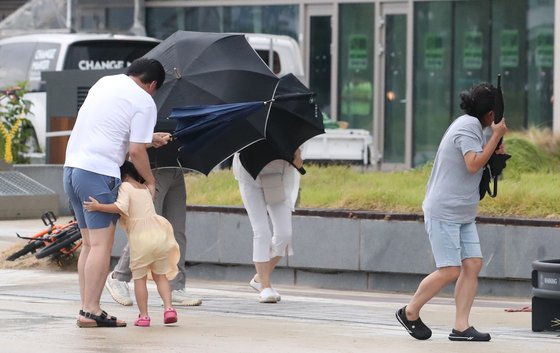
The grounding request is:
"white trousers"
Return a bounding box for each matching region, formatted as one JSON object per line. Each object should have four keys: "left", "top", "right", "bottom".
{"left": 238, "top": 181, "right": 294, "bottom": 262}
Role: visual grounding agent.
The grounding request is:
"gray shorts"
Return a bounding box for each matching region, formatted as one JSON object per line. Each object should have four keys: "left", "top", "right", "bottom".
{"left": 63, "top": 167, "right": 121, "bottom": 229}
{"left": 424, "top": 217, "right": 482, "bottom": 268}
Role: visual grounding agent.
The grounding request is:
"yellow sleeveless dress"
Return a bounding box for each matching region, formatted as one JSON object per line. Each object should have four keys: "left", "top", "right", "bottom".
{"left": 114, "top": 182, "right": 179, "bottom": 280}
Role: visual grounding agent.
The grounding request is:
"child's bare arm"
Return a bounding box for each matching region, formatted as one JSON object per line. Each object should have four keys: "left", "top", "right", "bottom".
{"left": 83, "top": 196, "right": 121, "bottom": 214}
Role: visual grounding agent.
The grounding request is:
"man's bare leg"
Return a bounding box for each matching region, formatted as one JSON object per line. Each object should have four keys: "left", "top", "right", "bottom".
{"left": 77, "top": 228, "right": 90, "bottom": 309}
{"left": 79, "top": 224, "right": 124, "bottom": 324}
{"left": 406, "top": 266, "right": 461, "bottom": 320}
{"left": 454, "top": 258, "right": 482, "bottom": 331}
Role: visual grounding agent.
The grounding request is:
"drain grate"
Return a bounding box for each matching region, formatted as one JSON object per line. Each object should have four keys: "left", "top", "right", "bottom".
{"left": 0, "top": 171, "right": 56, "bottom": 196}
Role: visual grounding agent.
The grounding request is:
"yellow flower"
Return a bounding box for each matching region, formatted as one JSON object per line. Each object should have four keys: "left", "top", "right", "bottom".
{"left": 0, "top": 113, "right": 24, "bottom": 164}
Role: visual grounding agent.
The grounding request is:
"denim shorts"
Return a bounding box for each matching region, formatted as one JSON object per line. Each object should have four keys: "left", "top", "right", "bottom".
{"left": 424, "top": 217, "right": 482, "bottom": 268}
{"left": 63, "top": 167, "right": 121, "bottom": 229}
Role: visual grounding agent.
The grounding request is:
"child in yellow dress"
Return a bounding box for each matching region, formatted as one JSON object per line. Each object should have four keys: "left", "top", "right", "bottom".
{"left": 84, "top": 161, "right": 180, "bottom": 327}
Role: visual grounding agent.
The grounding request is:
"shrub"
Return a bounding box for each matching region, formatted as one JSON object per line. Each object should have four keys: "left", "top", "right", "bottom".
{"left": 0, "top": 84, "right": 34, "bottom": 164}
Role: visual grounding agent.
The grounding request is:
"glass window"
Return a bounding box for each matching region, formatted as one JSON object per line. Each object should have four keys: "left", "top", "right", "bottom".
{"left": 413, "top": 0, "right": 555, "bottom": 166}
{"left": 63, "top": 40, "right": 158, "bottom": 70}
{"left": 413, "top": 2, "right": 453, "bottom": 165}
{"left": 74, "top": 0, "right": 134, "bottom": 33}
{"left": 452, "top": 1, "right": 491, "bottom": 118}
{"left": 527, "top": 0, "right": 554, "bottom": 127}
{"left": 338, "top": 3, "right": 375, "bottom": 131}
{"left": 384, "top": 14, "right": 407, "bottom": 164}
{"left": 491, "top": 0, "right": 528, "bottom": 129}
{"left": 146, "top": 5, "right": 299, "bottom": 41}
{"left": 146, "top": 7, "right": 179, "bottom": 40}
{"left": 106, "top": 7, "right": 134, "bottom": 32}
{"left": 309, "top": 15, "right": 332, "bottom": 119}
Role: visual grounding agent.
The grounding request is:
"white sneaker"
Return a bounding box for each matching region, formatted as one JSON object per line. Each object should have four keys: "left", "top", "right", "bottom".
{"left": 259, "top": 288, "right": 278, "bottom": 303}
{"left": 172, "top": 289, "right": 202, "bottom": 306}
{"left": 105, "top": 271, "right": 133, "bottom": 306}
{"left": 272, "top": 288, "right": 281, "bottom": 302}
{"left": 250, "top": 277, "right": 280, "bottom": 301}
{"left": 249, "top": 277, "right": 261, "bottom": 292}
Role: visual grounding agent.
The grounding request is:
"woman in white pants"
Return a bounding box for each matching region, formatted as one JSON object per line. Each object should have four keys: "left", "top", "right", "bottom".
{"left": 232, "top": 150, "right": 302, "bottom": 303}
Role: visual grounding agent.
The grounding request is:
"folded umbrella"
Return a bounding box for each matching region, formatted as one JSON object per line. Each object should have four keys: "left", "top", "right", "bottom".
{"left": 480, "top": 74, "right": 511, "bottom": 199}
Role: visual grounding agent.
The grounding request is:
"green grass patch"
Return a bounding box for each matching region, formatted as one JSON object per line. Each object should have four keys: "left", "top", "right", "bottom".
{"left": 185, "top": 130, "right": 560, "bottom": 219}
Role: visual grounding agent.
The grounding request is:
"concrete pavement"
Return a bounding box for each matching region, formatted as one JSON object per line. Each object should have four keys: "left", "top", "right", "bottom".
{"left": 1, "top": 219, "right": 559, "bottom": 352}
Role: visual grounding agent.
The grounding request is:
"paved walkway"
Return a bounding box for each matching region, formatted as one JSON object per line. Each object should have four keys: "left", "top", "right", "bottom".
{"left": 1, "top": 219, "right": 559, "bottom": 352}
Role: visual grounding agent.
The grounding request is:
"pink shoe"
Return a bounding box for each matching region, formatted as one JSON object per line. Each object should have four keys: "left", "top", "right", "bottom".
{"left": 134, "top": 315, "right": 150, "bottom": 327}
{"left": 164, "top": 308, "right": 177, "bottom": 324}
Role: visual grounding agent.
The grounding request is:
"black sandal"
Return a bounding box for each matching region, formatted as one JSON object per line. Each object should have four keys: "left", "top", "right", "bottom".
{"left": 79, "top": 310, "right": 118, "bottom": 321}
{"left": 77, "top": 310, "right": 127, "bottom": 328}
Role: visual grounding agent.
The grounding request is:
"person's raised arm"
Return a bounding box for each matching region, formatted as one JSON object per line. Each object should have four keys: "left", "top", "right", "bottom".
{"left": 128, "top": 142, "right": 156, "bottom": 198}
{"left": 463, "top": 119, "right": 508, "bottom": 174}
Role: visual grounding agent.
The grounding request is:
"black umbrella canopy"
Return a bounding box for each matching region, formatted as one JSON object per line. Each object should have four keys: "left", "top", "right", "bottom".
{"left": 239, "top": 74, "right": 325, "bottom": 179}
{"left": 143, "top": 30, "right": 280, "bottom": 120}
{"left": 143, "top": 30, "right": 279, "bottom": 168}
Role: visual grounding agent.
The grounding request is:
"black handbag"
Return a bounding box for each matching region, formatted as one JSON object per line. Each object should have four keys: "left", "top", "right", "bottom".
{"left": 479, "top": 153, "right": 511, "bottom": 200}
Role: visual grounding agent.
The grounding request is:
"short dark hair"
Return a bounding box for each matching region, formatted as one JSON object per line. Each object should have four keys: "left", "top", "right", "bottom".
{"left": 120, "top": 160, "right": 145, "bottom": 184}
{"left": 459, "top": 82, "right": 496, "bottom": 121}
{"left": 126, "top": 58, "right": 165, "bottom": 89}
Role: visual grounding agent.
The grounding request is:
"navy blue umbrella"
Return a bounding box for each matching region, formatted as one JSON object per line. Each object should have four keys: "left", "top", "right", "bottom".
{"left": 170, "top": 101, "right": 272, "bottom": 175}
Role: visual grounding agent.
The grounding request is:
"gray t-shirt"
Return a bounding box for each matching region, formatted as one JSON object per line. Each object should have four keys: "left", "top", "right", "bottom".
{"left": 422, "top": 114, "right": 485, "bottom": 223}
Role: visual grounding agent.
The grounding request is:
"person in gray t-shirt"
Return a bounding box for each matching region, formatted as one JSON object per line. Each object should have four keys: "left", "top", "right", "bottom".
{"left": 396, "top": 82, "right": 508, "bottom": 342}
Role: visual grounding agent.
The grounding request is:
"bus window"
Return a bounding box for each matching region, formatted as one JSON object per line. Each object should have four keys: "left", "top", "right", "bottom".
{"left": 63, "top": 40, "right": 158, "bottom": 71}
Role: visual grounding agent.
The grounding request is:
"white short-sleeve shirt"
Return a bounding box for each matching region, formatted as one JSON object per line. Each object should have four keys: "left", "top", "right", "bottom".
{"left": 64, "top": 74, "right": 157, "bottom": 178}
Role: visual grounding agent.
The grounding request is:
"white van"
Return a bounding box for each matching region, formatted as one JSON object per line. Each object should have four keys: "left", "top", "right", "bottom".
{"left": 0, "top": 33, "right": 161, "bottom": 162}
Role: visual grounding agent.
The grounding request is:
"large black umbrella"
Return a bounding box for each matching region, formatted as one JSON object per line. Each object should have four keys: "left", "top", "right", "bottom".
{"left": 239, "top": 73, "right": 325, "bottom": 179}
{"left": 141, "top": 30, "right": 280, "bottom": 167}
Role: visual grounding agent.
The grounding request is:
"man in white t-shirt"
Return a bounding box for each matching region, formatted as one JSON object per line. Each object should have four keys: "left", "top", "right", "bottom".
{"left": 63, "top": 58, "right": 165, "bottom": 328}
